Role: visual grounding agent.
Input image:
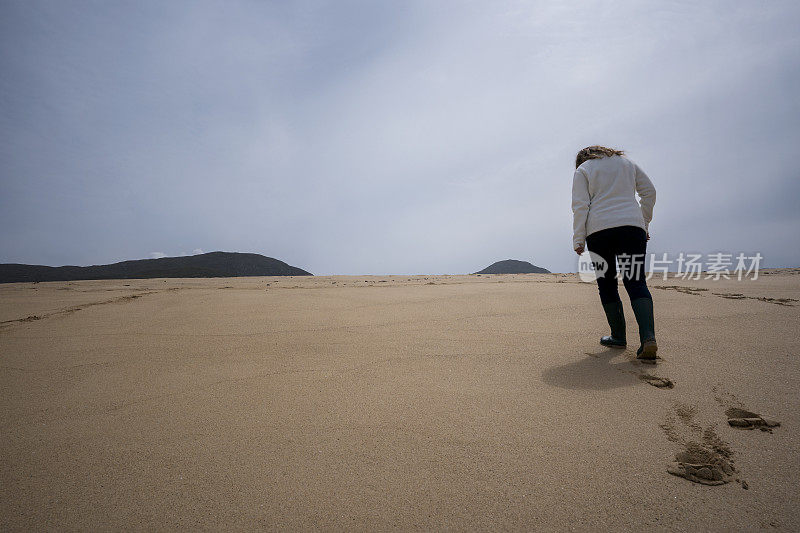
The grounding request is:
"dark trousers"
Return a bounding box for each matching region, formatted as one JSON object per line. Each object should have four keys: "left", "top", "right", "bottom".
{"left": 586, "top": 225, "right": 652, "bottom": 305}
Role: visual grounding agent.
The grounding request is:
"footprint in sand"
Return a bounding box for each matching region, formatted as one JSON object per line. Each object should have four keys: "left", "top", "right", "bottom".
{"left": 638, "top": 374, "right": 674, "bottom": 389}
{"left": 711, "top": 292, "right": 797, "bottom": 306}
{"left": 714, "top": 387, "right": 782, "bottom": 433}
{"left": 583, "top": 351, "right": 674, "bottom": 388}
{"left": 653, "top": 285, "right": 708, "bottom": 296}
{"left": 622, "top": 360, "right": 674, "bottom": 388}
{"left": 660, "top": 402, "right": 744, "bottom": 488}
{"left": 725, "top": 407, "right": 781, "bottom": 431}
{"left": 662, "top": 389, "right": 784, "bottom": 488}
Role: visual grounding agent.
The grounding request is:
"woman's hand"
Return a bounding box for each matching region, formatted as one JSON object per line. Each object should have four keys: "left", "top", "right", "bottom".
{"left": 646, "top": 232, "right": 650, "bottom": 241}
{"left": 574, "top": 244, "right": 585, "bottom": 255}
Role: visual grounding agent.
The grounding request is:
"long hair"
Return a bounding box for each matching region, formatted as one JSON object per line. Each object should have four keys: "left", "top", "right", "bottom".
{"left": 575, "top": 146, "right": 625, "bottom": 168}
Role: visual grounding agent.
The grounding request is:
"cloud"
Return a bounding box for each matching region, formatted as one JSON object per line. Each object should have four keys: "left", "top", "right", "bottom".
{"left": 1, "top": 1, "right": 798, "bottom": 272}
{"left": 149, "top": 252, "right": 167, "bottom": 259}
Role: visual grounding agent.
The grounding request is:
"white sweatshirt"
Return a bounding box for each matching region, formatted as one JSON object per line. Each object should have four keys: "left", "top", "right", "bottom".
{"left": 571, "top": 154, "right": 656, "bottom": 249}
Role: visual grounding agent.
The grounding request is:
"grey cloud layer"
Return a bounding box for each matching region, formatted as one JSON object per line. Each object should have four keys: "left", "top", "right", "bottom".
{"left": 1, "top": 1, "right": 798, "bottom": 273}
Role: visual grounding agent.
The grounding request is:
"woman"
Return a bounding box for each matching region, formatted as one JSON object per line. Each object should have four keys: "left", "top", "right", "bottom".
{"left": 571, "top": 146, "right": 657, "bottom": 359}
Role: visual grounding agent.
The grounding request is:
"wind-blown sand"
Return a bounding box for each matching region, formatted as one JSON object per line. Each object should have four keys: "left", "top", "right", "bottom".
{"left": 1, "top": 271, "right": 799, "bottom": 530}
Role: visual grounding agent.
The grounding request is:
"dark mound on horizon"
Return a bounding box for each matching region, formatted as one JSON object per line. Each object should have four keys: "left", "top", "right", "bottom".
{"left": 0, "top": 252, "right": 312, "bottom": 283}
{"left": 475, "top": 259, "right": 550, "bottom": 275}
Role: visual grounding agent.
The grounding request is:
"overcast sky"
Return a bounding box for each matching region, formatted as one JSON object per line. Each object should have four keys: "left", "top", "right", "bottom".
{"left": 1, "top": 1, "right": 799, "bottom": 274}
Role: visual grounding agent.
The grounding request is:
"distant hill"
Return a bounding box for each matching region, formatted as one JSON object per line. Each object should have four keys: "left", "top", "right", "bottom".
{"left": 0, "top": 252, "right": 312, "bottom": 283}
{"left": 474, "top": 259, "right": 550, "bottom": 274}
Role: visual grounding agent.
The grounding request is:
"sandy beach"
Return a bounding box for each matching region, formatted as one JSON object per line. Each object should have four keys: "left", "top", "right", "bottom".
{"left": 1, "top": 271, "right": 798, "bottom": 530}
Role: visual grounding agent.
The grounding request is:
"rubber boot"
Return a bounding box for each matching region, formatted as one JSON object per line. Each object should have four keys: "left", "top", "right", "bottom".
{"left": 631, "top": 297, "right": 657, "bottom": 359}
{"left": 600, "top": 301, "right": 627, "bottom": 348}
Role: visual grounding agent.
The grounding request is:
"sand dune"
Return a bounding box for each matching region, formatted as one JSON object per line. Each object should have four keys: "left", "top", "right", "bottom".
{"left": 1, "top": 271, "right": 798, "bottom": 530}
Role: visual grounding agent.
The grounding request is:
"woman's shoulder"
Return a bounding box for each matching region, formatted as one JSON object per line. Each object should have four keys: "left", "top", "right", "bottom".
{"left": 579, "top": 154, "right": 631, "bottom": 171}
{"left": 609, "top": 154, "right": 638, "bottom": 171}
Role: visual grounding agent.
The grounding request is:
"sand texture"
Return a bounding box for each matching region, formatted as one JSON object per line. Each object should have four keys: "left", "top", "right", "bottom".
{"left": 1, "top": 270, "right": 799, "bottom": 530}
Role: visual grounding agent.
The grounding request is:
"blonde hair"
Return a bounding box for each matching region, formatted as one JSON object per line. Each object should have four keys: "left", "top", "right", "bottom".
{"left": 575, "top": 145, "right": 625, "bottom": 168}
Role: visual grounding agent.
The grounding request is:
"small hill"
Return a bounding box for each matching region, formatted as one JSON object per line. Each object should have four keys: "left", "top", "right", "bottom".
{"left": 0, "top": 252, "right": 312, "bottom": 283}
{"left": 474, "top": 259, "right": 550, "bottom": 274}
